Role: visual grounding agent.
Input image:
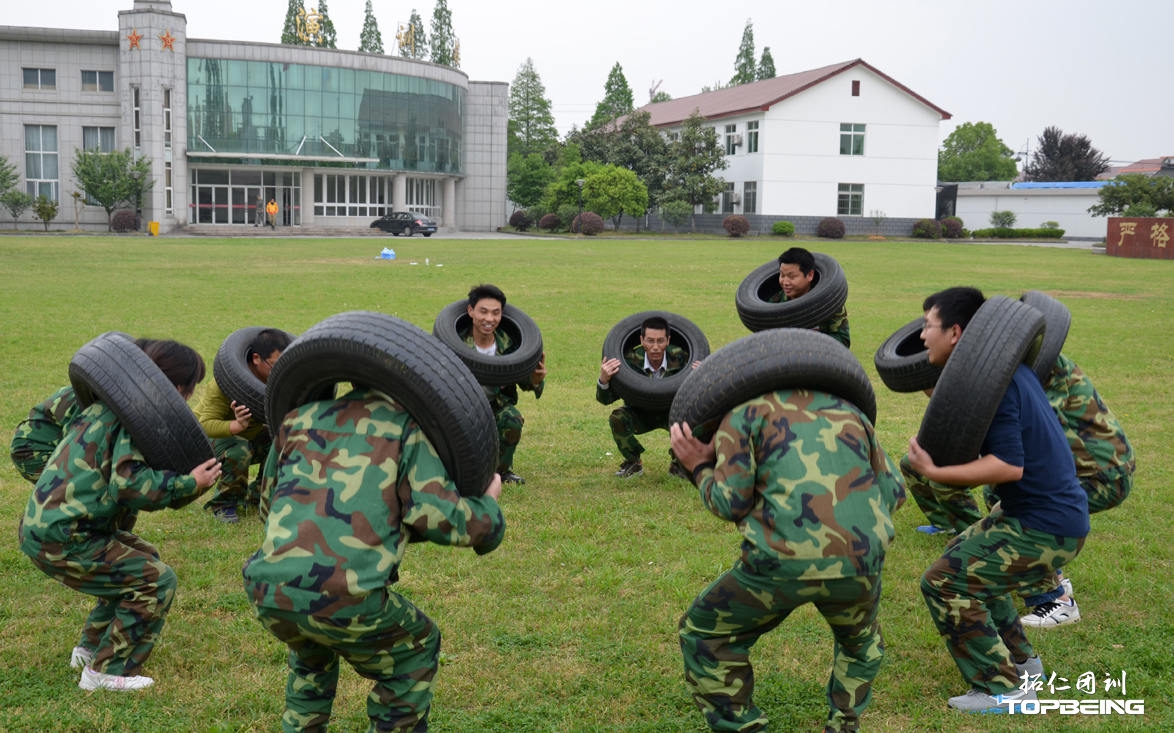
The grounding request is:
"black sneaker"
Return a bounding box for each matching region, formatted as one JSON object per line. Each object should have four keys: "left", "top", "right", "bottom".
{"left": 500, "top": 471, "right": 526, "bottom": 485}
{"left": 614, "top": 459, "right": 643, "bottom": 478}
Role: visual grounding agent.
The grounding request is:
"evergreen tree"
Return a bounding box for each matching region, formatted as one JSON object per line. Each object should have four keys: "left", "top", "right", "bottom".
{"left": 664, "top": 112, "right": 728, "bottom": 230}
{"left": 398, "top": 10, "right": 428, "bottom": 59}
{"left": 314, "top": 0, "right": 337, "bottom": 48}
{"left": 359, "top": 0, "right": 384, "bottom": 54}
{"left": 430, "top": 0, "right": 457, "bottom": 67}
{"left": 281, "top": 0, "right": 305, "bottom": 45}
{"left": 508, "top": 58, "right": 559, "bottom": 159}
{"left": 588, "top": 62, "right": 635, "bottom": 129}
{"left": 730, "top": 19, "right": 757, "bottom": 86}
{"left": 1024, "top": 126, "right": 1111, "bottom": 182}
{"left": 757, "top": 46, "right": 776, "bottom": 79}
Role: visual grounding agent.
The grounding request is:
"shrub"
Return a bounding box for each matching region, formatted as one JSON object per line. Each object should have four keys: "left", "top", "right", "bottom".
{"left": 771, "top": 220, "right": 795, "bottom": 237}
{"left": 940, "top": 216, "right": 965, "bottom": 239}
{"left": 556, "top": 204, "right": 579, "bottom": 231}
{"left": 816, "top": 217, "right": 845, "bottom": 239}
{"left": 508, "top": 209, "right": 532, "bottom": 231}
{"left": 911, "top": 218, "right": 942, "bottom": 239}
{"left": 32, "top": 196, "right": 59, "bottom": 232}
{"left": 1041, "top": 221, "right": 1060, "bottom": 230}
{"left": 538, "top": 213, "right": 561, "bottom": 232}
{"left": 111, "top": 209, "right": 138, "bottom": 233}
{"left": 574, "top": 211, "right": 604, "bottom": 236}
{"left": 990, "top": 210, "right": 1017, "bottom": 228}
{"left": 660, "top": 200, "right": 693, "bottom": 230}
{"left": 722, "top": 214, "right": 750, "bottom": 237}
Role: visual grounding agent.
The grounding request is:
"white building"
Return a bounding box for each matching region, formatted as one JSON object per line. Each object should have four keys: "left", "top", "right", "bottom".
{"left": 952, "top": 181, "right": 1109, "bottom": 240}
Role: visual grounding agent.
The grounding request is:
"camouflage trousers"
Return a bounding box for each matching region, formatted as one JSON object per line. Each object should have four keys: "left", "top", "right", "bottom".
{"left": 206, "top": 433, "right": 271, "bottom": 511}
{"left": 252, "top": 589, "right": 440, "bottom": 733}
{"left": 900, "top": 455, "right": 984, "bottom": 534}
{"left": 607, "top": 405, "right": 679, "bottom": 465}
{"left": 25, "top": 528, "right": 176, "bottom": 675}
{"left": 679, "top": 560, "right": 884, "bottom": 733}
{"left": 493, "top": 403, "right": 524, "bottom": 473}
{"left": 920, "top": 506, "right": 1084, "bottom": 695}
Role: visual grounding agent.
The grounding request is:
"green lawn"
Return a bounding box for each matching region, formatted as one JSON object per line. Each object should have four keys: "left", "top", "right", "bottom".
{"left": 0, "top": 235, "right": 1168, "bottom": 732}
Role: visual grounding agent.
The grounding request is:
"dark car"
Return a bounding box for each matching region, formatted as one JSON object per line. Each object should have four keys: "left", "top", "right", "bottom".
{"left": 370, "top": 211, "right": 438, "bottom": 237}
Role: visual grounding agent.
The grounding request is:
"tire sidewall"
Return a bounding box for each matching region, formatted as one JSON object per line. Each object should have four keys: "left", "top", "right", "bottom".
{"left": 873, "top": 317, "right": 942, "bottom": 393}
{"left": 212, "top": 326, "right": 295, "bottom": 422}
{"left": 432, "top": 300, "right": 544, "bottom": 386}
{"left": 601, "top": 311, "right": 710, "bottom": 412}
{"left": 1021, "top": 290, "right": 1071, "bottom": 383}
{"left": 735, "top": 252, "right": 849, "bottom": 332}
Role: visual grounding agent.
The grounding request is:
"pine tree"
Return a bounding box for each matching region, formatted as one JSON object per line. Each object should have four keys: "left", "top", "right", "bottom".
{"left": 359, "top": 0, "right": 384, "bottom": 54}
{"left": 430, "top": 0, "right": 457, "bottom": 67}
{"left": 314, "top": 0, "right": 337, "bottom": 48}
{"left": 589, "top": 62, "right": 635, "bottom": 129}
{"left": 508, "top": 58, "right": 558, "bottom": 158}
{"left": 399, "top": 9, "right": 428, "bottom": 59}
{"left": 730, "top": 19, "right": 757, "bottom": 86}
{"left": 757, "top": 46, "right": 776, "bottom": 80}
{"left": 281, "top": 0, "right": 305, "bottom": 45}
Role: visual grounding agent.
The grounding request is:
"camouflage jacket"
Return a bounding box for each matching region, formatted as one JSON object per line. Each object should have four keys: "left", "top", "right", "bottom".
{"left": 693, "top": 389, "right": 905, "bottom": 579}
{"left": 9, "top": 386, "right": 83, "bottom": 481}
{"left": 18, "top": 402, "right": 202, "bottom": 557}
{"left": 596, "top": 344, "right": 688, "bottom": 406}
{"left": 1045, "top": 353, "right": 1134, "bottom": 477}
{"left": 243, "top": 387, "right": 505, "bottom": 616}
{"left": 460, "top": 327, "right": 544, "bottom": 411}
{"left": 768, "top": 292, "right": 851, "bottom": 348}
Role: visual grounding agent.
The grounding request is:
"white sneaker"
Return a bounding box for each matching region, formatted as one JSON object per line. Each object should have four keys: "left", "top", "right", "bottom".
{"left": 1021, "top": 597, "right": 1080, "bottom": 628}
{"left": 79, "top": 666, "right": 155, "bottom": 691}
{"left": 69, "top": 646, "right": 93, "bottom": 669}
{"left": 948, "top": 685, "right": 1037, "bottom": 713}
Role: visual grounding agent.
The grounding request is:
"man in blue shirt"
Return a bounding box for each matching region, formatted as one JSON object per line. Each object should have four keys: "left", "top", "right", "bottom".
{"left": 905, "top": 286, "right": 1089, "bottom": 714}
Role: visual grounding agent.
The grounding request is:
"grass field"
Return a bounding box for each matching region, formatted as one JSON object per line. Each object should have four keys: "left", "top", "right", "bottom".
{"left": 0, "top": 234, "right": 1169, "bottom": 732}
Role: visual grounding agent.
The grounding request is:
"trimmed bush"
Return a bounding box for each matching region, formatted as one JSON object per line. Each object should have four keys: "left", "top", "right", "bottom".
{"left": 817, "top": 217, "right": 846, "bottom": 239}
{"left": 111, "top": 209, "right": 138, "bottom": 233}
{"left": 941, "top": 216, "right": 965, "bottom": 239}
{"left": 660, "top": 200, "right": 693, "bottom": 230}
{"left": 574, "top": 211, "right": 604, "bottom": 236}
{"left": 722, "top": 214, "right": 750, "bottom": 237}
{"left": 912, "top": 218, "right": 942, "bottom": 239}
{"left": 990, "top": 210, "right": 1017, "bottom": 228}
{"left": 770, "top": 220, "right": 795, "bottom": 237}
{"left": 538, "top": 213, "right": 561, "bottom": 232}
{"left": 509, "top": 209, "right": 532, "bottom": 231}
{"left": 970, "top": 226, "right": 1065, "bottom": 239}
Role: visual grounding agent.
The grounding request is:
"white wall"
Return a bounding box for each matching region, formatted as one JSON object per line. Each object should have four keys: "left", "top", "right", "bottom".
{"left": 954, "top": 184, "right": 1108, "bottom": 239}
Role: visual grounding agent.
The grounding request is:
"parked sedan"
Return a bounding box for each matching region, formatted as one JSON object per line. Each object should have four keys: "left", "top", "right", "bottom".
{"left": 370, "top": 212, "right": 438, "bottom": 237}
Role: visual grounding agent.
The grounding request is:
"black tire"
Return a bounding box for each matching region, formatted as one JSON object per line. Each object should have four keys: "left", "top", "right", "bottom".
{"left": 1021, "top": 290, "right": 1071, "bottom": 383}
{"left": 669, "top": 329, "right": 876, "bottom": 441}
{"left": 403, "top": 226, "right": 414, "bottom": 237}
{"left": 734, "top": 252, "right": 849, "bottom": 333}
{"left": 68, "top": 331, "right": 214, "bottom": 473}
{"left": 873, "top": 317, "right": 942, "bottom": 393}
{"left": 212, "top": 326, "right": 296, "bottom": 422}
{"left": 601, "top": 311, "right": 711, "bottom": 412}
{"left": 265, "top": 311, "right": 497, "bottom": 497}
{"left": 432, "top": 300, "right": 544, "bottom": 386}
{"left": 917, "top": 296, "right": 1046, "bottom": 466}
{"left": 423, "top": 233, "right": 432, "bottom": 237}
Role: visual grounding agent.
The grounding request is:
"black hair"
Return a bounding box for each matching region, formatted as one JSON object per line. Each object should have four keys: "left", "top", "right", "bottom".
{"left": 138, "top": 339, "right": 206, "bottom": 396}
{"left": 640, "top": 316, "right": 670, "bottom": 337}
{"left": 922, "top": 286, "right": 986, "bottom": 330}
{"left": 249, "top": 328, "right": 293, "bottom": 361}
{"left": 777, "top": 247, "right": 815, "bottom": 275}
{"left": 467, "top": 283, "right": 507, "bottom": 310}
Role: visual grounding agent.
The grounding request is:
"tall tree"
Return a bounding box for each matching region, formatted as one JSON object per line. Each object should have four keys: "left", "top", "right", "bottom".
{"left": 280, "top": 0, "right": 306, "bottom": 45}
{"left": 937, "top": 121, "right": 1018, "bottom": 182}
{"left": 588, "top": 62, "right": 634, "bottom": 129}
{"left": 359, "top": 0, "right": 384, "bottom": 54}
{"left": 398, "top": 9, "right": 428, "bottom": 59}
{"left": 571, "top": 110, "right": 669, "bottom": 210}
{"left": 1024, "top": 126, "right": 1110, "bottom": 182}
{"left": 508, "top": 58, "right": 559, "bottom": 159}
{"left": 757, "top": 47, "right": 776, "bottom": 79}
{"left": 71, "top": 148, "right": 153, "bottom": 231}
{"left": 429, "top": 0, "right": 457, "bottom": 67}
{"left": 664, "top": 112, "right": 728, "bottom": 230}
{"left": 506, "top": 153, "right": 555, "bottom": 209}
{"left": 730, "top": 19, "right": 757, "bottom": 86}
{"left": 314, "top": 0, "right": 337, "bottom": 48}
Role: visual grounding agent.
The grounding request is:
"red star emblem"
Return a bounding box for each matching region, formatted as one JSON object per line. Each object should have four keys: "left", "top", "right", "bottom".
{"left": 127, "top": 29, "right": 142, "bottom": 50}
{"left": 159, "top": 30, "right": 176, "bottom": 51}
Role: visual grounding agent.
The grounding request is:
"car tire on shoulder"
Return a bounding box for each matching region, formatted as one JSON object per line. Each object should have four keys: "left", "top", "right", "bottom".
{"left": 734, "top": 252, "right": 848, "bottom": 333}
{"left": 212, "top": 326, "right": 296, "bottom": 423}
{"left": 68, "top": 331, "right": 215, "bottom": 473}
{"left": 669, "top": 329, "right": 876, "bottom": 442}
{"left": 1020, "top": 290, "right": 1071, "bottom": 383}
{"left": 265, "top": 311, "right": 498, "bottom": 497}
{"left": 917, "top": 296, "right": 1045, "bottom": 466}
{"left": 873, "top": 317, "right": 942, "bottom": 393}
{"left": 432, "top": 300, "right": 544, "bottom": 386}
{"left": 601, "top": 311, "right": 710, "bottom": 412}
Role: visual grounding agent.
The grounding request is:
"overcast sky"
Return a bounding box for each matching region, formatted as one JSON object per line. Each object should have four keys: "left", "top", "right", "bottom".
{"left": 8, "top": 0, "right": 1170, "bottom": 164}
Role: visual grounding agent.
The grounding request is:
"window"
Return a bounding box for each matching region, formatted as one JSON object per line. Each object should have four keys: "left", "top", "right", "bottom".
{"left": 164, "top": 161, "right": 173, "bottom": 212}
{"left": 837, "top": 183, "right": 864, "bottom": 216}
{"left": 851, "top": 80, "right": 860, "bottom": 97}
{"left": 82, "top": 126, "right": 116, "bottom": 152}
{"left": 313, "top": 173, "right": 390, "bottom": 217}
{"left": 163, "top": 87, "right": 172, "bottom": 148}
{"left": 840, "top": 123, "right": 865, "bottom": 156}
{"left": 743, "top": 181, "right": 757, "bottom": 214}
{"left": 25, "top": 125, "right": 58, "bottom": 201}
{"left": 22, "top": 67, "right": 55, "bottom": 90}
{"left": 81, "top": 70, "right": 114, "bottom": 92}
{"left": 132, "top": 86, "right": 142, "bottom": 148}
{"left": 725, "top": 124, "right": 738, "bottom": 155}
{"left": 721, "top": 181, "right": 735, "bottom": 214}
{"left": 747, "top": 121, "right": 759, "bottom": 153}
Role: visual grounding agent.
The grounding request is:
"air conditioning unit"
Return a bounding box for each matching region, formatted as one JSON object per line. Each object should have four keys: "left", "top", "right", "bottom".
{"left": 732, "top": 134, "right": 744, "bottom": 146}
{"left": 731, "top": 194, "right": 741, "bottom": 205}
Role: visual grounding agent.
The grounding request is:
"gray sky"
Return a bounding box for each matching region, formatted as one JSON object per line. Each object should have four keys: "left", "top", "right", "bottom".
{"left": 8, "top": 0, "right": 1170, "bottom": 163}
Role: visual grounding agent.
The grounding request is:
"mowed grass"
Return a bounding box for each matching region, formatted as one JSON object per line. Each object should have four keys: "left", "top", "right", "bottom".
{"left": 0, "top": 234, "right": 1170, "bottom": 732}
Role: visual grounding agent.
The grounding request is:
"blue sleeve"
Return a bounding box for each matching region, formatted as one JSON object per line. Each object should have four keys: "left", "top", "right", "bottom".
{"left": 981, "top": 379, "right": 1025, "bottom": 469}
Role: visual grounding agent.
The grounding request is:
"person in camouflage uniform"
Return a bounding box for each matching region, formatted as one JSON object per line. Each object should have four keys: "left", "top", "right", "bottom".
{"left": 669, "top": 389, "right": 905, "bottom": 733}
{"left": 196, "top": 328, "right": 293, "bottom": 523}
{"left": 905, "top": 287, "right": 1089, "bottom": 713}
{"left": 597, "top": 315, "right": 699, "bottom": 479}
{"left": 459, "top": 283, "right": 546, "bottom": 484}
{"left": 243, "top": 385, "right": 506, "bottom": 733}
{"left": 10, "top": 385, "right": 83, "bottom": 483}
{"left": 18, "top": 340, "right": 222, "bottom": 692}
{"left": 770, "top": 247, "right": 851, "bottom": 347}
